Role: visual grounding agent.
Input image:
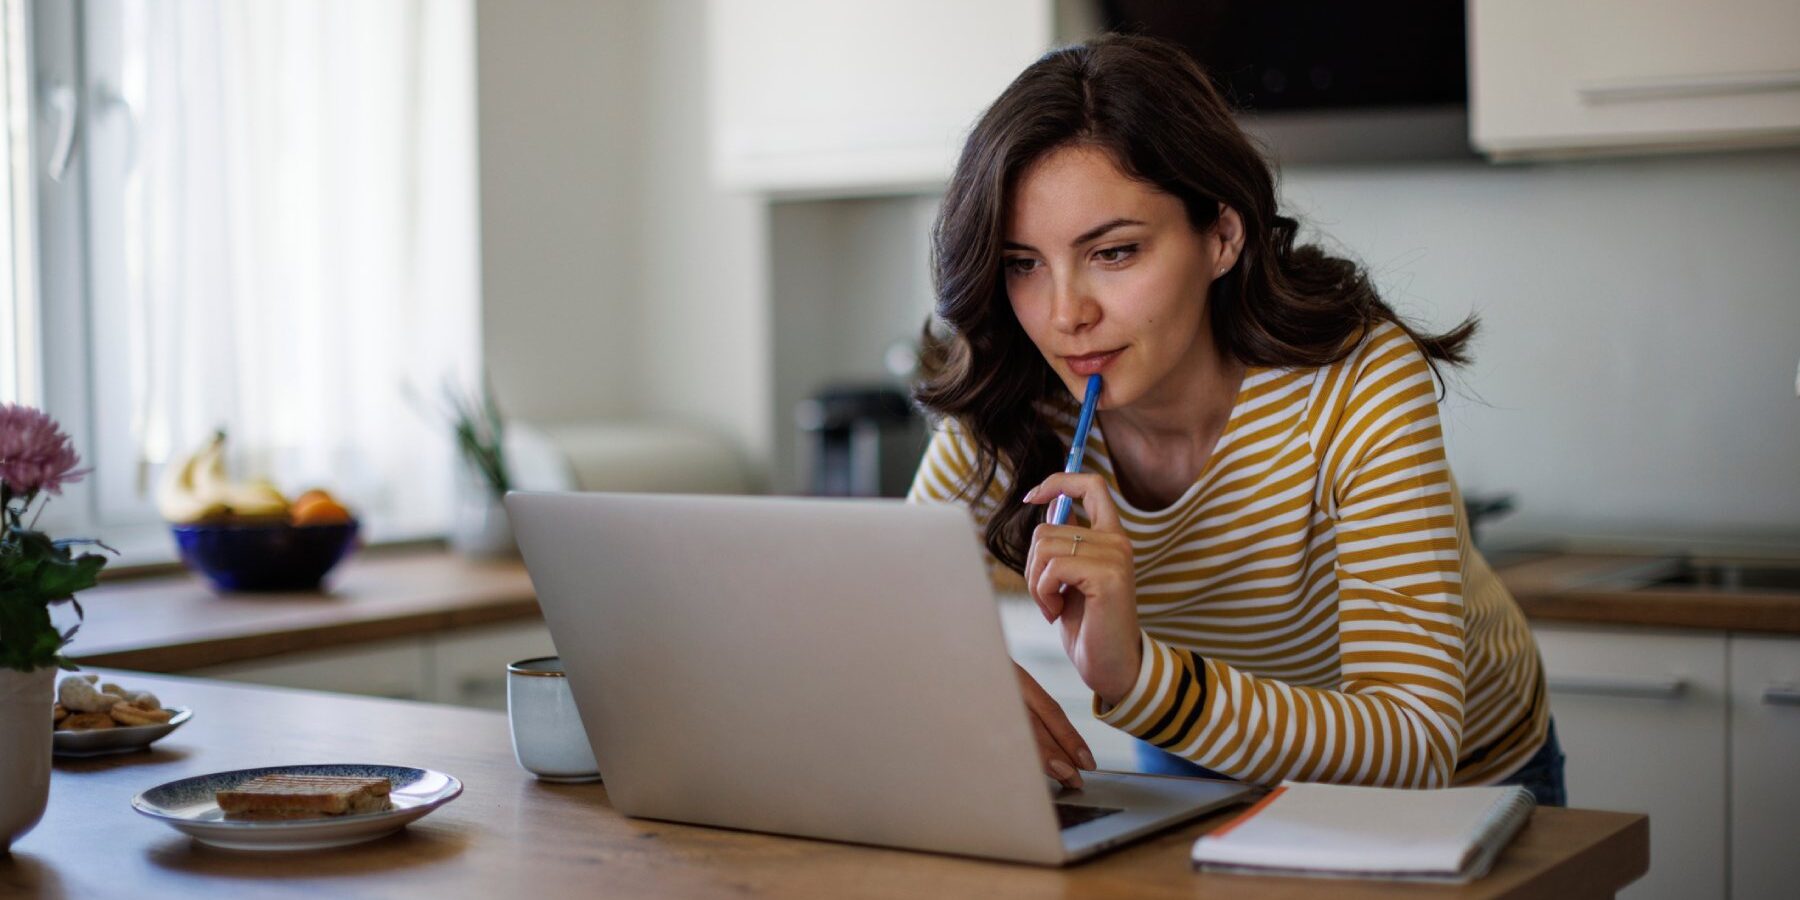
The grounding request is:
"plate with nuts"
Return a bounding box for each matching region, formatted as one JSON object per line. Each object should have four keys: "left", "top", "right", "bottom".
{"left": 52, "top": 674, "right": 192, "bottom": 758}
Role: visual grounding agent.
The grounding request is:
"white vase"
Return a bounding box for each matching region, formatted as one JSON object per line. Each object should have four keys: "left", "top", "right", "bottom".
{"left": 0, "top": 666, "right": 54, "bottom": 852}
{"left": 450, "top": 490, "right": 517, "bottom": 558}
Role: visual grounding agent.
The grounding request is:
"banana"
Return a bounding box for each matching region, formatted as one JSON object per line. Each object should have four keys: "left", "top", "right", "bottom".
{"left": 188, "top": 432, "right": 232, "bottom": 507}
{"left": 220, "top": 477, "right": 291, "bottom": 519}
{"left": 156, "top": 433, "right": 230, "bottom": 523}
{"left": 155, "top": 431, "right": 291, "bottom": 522}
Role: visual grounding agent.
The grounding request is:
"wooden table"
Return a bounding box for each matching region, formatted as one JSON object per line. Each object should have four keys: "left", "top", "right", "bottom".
{"left": 5, "top": 672, "right": 1647, "bottom": 899}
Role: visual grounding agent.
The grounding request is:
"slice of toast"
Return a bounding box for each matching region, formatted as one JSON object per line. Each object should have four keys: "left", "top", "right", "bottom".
{"left": 216, "top": 774, "right": 392, "bottom": 819}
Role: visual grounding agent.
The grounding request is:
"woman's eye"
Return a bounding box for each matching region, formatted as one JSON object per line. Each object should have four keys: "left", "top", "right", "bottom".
{"left": 1003, "top": 257, "right": 1038, "bottom": 275}
{"left": 1095, "top": 244, "right": 1138, "bottom": 264}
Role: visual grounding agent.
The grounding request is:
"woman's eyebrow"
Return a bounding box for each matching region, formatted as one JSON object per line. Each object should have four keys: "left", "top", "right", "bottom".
{"left": 1003, "top": 218, "right": 1146, "bottom": 252}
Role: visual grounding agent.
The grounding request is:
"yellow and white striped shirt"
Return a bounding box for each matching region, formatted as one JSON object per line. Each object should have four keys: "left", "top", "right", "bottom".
{"left": 908, "top": 322, "right": 1549, "bottom": 788}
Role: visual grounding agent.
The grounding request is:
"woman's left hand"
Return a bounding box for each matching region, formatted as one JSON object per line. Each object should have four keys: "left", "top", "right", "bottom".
{"left": 1022, "top": 473, "right": 1142, "bottom": 708}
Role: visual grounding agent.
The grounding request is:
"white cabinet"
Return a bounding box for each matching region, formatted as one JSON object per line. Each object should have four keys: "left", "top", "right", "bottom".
{"left": 427, "top": 621, "right": 560, "bottom": 711}
{"left": 1728, "top": 635, "right": 1800, "bottom": 900}
{"left": 706, "top": 0, "right": 1058, "bottom": 195}
{"left": 1470, "top": 0, "right": 1800, "bottom": 160}
{"left": 192, "top": 639, "right": 432, "bottom": 702}
{"left": 189, "top": 620, "right": 559, "bottom": 709}
{"left": 1534, "top": 623, "right": 1728, "bottom": 900}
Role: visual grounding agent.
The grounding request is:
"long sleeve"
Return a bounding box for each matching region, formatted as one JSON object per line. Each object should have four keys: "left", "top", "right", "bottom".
{"left": 906, "top": 422, "right": 987, "bottom": 508}
{"left": 907, "top": 421, "right": 1023, "bottom": 589}
{"left": 1095, "top": 328, "right": 1467, "bottom": 787}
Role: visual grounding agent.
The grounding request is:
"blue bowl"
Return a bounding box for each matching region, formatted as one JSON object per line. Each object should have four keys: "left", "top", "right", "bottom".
{"left": 171, "top": 520, "right": 360, "bottom": 592}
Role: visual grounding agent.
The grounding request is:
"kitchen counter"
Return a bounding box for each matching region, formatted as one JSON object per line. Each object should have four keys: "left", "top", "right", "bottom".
{"left": 69, "top": 550, "right": 539, "bottom": 672}
{"left": 1495, "top": 552, "right": 1800, "bottom": 634}
{"left": 63, "top": 546, "right": 1800, "bottom": 679}
{"left": 6, "top": 671, "right": 1649, "bottom": 899}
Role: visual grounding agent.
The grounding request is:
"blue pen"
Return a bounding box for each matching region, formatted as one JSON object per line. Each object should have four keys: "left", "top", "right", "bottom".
{"left": 1048, "top": 374, "right": 1103, "bottom": 526}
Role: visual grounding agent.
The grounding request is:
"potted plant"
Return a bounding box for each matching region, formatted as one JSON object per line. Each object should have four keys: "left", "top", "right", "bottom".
{"left": 420, "top": 380, "right": 514, "bottom": 558}
{"left": 0, "top": 404, "right": 108, "bottom": 851}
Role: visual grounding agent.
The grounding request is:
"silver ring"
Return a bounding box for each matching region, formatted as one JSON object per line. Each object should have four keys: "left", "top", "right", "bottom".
{"left": 1071, "top": 534, "right": 1083, "bottom": 556}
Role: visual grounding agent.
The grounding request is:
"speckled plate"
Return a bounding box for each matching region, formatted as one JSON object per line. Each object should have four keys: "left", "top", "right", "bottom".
{"left": 53, "top": 707, "right": 193, "bottom": 758}
{"left": 131, "top": 763, "right": 463, "bottom": 851}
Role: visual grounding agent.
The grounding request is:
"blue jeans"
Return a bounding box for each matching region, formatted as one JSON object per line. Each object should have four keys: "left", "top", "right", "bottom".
{"left": 1497, "top": 719, "right": 1567, "bottom": 807}
{"left": 1133, "top": 718, "right": 1568, "bottom": 808}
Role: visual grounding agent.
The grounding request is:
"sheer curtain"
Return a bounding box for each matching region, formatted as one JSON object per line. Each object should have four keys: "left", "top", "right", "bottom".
{"left": 0, "top": 0, "right": 28, "bottom": 405}
{"left": 107, "top": 0, "right": 478, "bottom": 534}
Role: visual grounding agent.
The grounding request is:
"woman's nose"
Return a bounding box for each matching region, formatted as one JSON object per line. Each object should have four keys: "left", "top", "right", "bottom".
{"left": 1048, "top": 275, "right": 1098, "bottom": 333}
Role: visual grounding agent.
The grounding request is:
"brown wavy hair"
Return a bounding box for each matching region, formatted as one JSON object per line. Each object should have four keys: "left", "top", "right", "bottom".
{"left": 914, "top": 34, "right": 1477, "bottom": 575}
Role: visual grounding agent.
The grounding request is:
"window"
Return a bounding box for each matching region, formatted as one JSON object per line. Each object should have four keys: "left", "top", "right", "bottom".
{"left": 22, "top": 0, "right": 481, "bottom": 560}
{"left": 1, "top": 0, "right": 34, "bottom": 406}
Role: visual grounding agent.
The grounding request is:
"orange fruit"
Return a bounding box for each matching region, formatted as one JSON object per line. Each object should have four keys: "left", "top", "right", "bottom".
{"left": 292, "top": 489, "right": 333, "bottom": 508}
{"left": 291, "top": 492, "right": 353, "bottom": 526}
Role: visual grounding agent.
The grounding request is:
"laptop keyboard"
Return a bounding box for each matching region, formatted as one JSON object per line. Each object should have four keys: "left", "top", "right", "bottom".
{"left": 1055, "top": 803, "right": 1124, "bottom": 830}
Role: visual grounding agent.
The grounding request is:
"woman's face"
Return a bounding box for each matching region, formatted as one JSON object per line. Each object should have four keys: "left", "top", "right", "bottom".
{"left": 1002, "top": 144, "right": 1238, "bottom": 412}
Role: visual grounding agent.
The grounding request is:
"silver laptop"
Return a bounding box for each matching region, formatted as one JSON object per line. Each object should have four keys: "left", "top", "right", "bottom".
{"left": 506, "top": 491, "right": 1251, "bottom": 866}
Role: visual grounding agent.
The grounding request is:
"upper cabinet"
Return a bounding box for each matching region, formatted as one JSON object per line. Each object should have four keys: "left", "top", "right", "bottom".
{"left": 707, "top": 0, "right": 1070, "bottom": 196}
{"left": 1470, "top": 0, "right": 1800, "bottom": 160}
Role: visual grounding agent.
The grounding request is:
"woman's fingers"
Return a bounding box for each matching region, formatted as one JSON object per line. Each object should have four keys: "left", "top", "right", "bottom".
{"left": 1023, "top": 472, "right": 1121, "bottom": 533}
{"left": 1027, "top": 526, "right": 1125, "bottom": 618}
{"left": 1034, "top": 555, "right": 1143, "bottom": 706}
{"left": 1025, "top": 524, "right": 1069, "bottom": 621}
{"left": 1034, "top": 555, "right": 1106, "bottom": 616}
{"left": 1035, "top": 691, "right": 1097, "bottom": 773}
{"left": 1016, "top": 662, "right": 1096, "bottom": 772}
{"left": 1021, "top": 471, "right": 1126, "bottom": 618}
{"left": 1016, "top": 665, "right": 1087, "bottom": 788}
{"left": 1023, "top": 531, "right": 1049, "bottom": 620}
{"left": 1030, "top": 716, "right": 1083, "bottom": 789}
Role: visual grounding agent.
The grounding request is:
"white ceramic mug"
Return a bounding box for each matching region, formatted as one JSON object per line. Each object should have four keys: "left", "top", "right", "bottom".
{"left": 506, "top": 656, "right": 601, "bottom": 782}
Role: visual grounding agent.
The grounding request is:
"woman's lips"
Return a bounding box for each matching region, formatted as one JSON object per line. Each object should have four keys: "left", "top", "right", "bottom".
{"left": 1063, "top": 348, "right": 1123, "bottom": 376}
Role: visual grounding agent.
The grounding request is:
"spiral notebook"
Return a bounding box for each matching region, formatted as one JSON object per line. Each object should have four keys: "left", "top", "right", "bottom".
{"left": 1191, "top": 782, "right": 1536, "bottom": 883}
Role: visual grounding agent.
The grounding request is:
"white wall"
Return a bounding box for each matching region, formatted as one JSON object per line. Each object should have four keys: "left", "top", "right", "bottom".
{"left": 1277, "top": 150, "right": 1800, "bottom": 543}
{"left": 475, "top": 0, "right": 771, "bottom": 483}
{"left": 769, "top": 196, "right": 937, "bottom": 492}
{"left": 637, "top": 0, "right": 772, "bottom": 483}
{"left": 475, "top": 0, "right": 646, "bottom": 422}
{"left": 475, "top": 3, "right": 1799, "bottom": 540}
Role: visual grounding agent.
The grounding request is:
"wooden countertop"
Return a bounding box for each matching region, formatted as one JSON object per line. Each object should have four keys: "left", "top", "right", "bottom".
{"left": 60, "top": 546, "right": 1800, "bottom": 678}
{"left": 68, "top": 550, "right": 539, "bottom": 672}
{"left": 1497, "top": 553, "right": 1800, "bottom": 634}
{"left": 6, "top": 672, "right": 1649, "bottom": 899}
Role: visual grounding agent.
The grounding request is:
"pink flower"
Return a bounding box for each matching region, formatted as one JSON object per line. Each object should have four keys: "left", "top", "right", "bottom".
{"left": 0, "top": 404, "right": 88, "bottom": 497}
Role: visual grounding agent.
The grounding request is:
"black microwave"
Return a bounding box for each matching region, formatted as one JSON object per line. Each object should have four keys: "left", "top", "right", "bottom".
{"left": 1100, "top": 1, "right": 1471, "bottom": 161}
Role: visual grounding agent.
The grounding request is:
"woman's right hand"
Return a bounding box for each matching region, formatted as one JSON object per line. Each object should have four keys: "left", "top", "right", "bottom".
{"left": 1014, "top": 661, "right": 1095, "bottom": 789}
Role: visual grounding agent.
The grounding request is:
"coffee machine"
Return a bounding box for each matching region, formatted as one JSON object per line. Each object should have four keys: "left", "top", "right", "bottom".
{"left": 795, "top": 385, "right": 924, "bottom": 497}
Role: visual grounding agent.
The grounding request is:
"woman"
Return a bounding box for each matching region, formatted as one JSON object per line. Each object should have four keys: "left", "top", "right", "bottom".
{"left": 906, "top": 35, "right": 1563, "bottom": 805}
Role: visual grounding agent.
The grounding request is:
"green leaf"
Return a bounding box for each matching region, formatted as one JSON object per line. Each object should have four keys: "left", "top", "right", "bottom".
{"left": 30, "top": 550, "right": 106, "bottom": 600}
{"left": 0, "top": 595, "right": 58, "bottom": 670}
{"left": 0, "top": 523, "right": 105, "bottom": 670}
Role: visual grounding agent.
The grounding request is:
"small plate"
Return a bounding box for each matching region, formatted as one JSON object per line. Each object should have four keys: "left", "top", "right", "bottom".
{"left": 53, "top": 707, "right": 193, "bottom": 758}
{"left": 132, "top": 763, "right": 463, "bottom": 851}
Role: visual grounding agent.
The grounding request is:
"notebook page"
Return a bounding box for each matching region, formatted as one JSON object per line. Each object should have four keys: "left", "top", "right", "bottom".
{"left": 1191, "top": 782, "right": 1535, "bottom": 875}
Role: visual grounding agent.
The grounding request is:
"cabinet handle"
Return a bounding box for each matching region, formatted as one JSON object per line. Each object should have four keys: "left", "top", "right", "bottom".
{"left": 1546, "top": 674, "right": 1687, "bottom": 700}
{"left": 1578, "top": 70, "right": 1800, "bottom": 104}
{"left": 1763, "top": 684, "right": 1800, "bottom": 707}
{"left": 43, "top": 83, "right": 80, "bottom": 181}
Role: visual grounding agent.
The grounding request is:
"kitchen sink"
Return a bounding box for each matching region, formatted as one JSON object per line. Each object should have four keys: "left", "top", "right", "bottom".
{"left": 1644, "top": 558, "right": 1800, "bottom": 591}
{"left": 1573, "top": 556, "right": 1800, "bottom": 593}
